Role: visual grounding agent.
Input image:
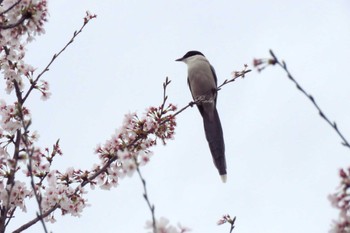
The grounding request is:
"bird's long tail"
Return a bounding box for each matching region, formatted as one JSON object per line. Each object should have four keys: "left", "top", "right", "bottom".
{"left": 202, "top": 108, "right": 227, "bottom": 181}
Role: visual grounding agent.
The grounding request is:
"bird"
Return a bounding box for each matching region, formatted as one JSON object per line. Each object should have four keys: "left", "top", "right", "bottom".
{"left": 175, "top": 51, "right": 227, "bottom": 183}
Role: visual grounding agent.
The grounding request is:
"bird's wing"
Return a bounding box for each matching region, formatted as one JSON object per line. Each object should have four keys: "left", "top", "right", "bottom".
{"left": 210, "top": 64, "right": 218, "bottom": 105}
{"left": 210, "top": 64, "right": 218, "bottom": 86}
{"left": 187, "top": 76, "right": 205, "bottom": 117}
{"left": 187, "top": 77, "right": 194, "bottom": 99}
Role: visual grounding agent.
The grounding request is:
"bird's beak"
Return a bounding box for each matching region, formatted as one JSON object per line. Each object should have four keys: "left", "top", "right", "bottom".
{"left": 175, "top": 57, "right": 183, "bottom": 62}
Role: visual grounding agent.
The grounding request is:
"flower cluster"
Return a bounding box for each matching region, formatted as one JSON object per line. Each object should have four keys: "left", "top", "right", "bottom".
{"left": 41, "top": 178, "right": 87, "bottom": 222}
{"left": 231, "top": 64, "right": 249, "bottom": 79}
{"left": 0, "top": 181, "right": 32, "bottom": 213}
{"left": 0, "top": 0, "right": 48, "bottom": 32}
{"left": 145, "top": 217, "right": 191, "bottom": 233}
{"left": 84, "top": 11, "right": 97, "bottom": 24}
{"left": 0, "top": 122, "right": 89, "bottom": 222}
{"left": 26, "top": 146, "right": 90, "bottom": 221}
{"left": 0, "top": 99, "right": 30, "bottom": 136}
{"left": 0, "top": 0, "right": 50, "bottom": 97}
{"left": 252, "top": 57, "right": 277, "bottom": 72}
{"left": 93, "top": 104, "right": 177, "bottom": 189}
{"left": 217, "top": 214, "right": 236, "bottom": 225}
{"left": 328, "top": 168, "right": 350, "bottom": 232}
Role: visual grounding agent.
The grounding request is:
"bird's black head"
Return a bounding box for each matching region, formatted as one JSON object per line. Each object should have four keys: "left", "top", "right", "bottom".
{"left": 175, "top": 50, "right": 205, "bottom": 61}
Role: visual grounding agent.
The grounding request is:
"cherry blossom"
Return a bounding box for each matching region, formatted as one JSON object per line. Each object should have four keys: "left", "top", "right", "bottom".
{"left": 1, "top": 0, "right": 49, "bottom": 97}
{"left": 84, "top": 11, "right": 97, "bottom": 24}
{"left": 0, "top": 1, "right": 185, "bottom": 232}
{"left": 93, "top": 104, "right": 177, "bottom": 189}
{"left": 0, "top": 181, "right": 32, "bottom": 212}
{"left": 145, "top": 217, "right": 191, "bottom": 233}
{"left": 329, "top": 168, "right": 350, "bottom": 232}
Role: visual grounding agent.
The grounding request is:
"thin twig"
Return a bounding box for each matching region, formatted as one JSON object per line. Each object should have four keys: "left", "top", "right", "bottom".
{"left": 160, "top": 76, "right": 171, "bottom": 113}
{"left": 4, "top": 207, "right": 15, "bottom": 228}
{"left": 136, "top": 164, "right": 157, "bottom": 233}
{"left": 229, "top": 216, "right": 236, "bottom": 233}
{"left": 27, "top": 146, "right": 49, "bottom": 233}
{"left": 22, "top": 20, "right": 90, "bottom": 103}
{"left": 268, "top": 49, "right": 350, "bottom": 149}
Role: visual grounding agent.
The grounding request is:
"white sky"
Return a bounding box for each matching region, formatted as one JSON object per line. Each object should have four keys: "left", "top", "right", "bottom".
{"left": 2, "top": 0, "right": 350, "bottom": 232}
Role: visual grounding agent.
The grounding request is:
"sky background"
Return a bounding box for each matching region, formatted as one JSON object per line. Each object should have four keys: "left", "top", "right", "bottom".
{"left": 2, "top": 0, "right": 350, "bottom": 232}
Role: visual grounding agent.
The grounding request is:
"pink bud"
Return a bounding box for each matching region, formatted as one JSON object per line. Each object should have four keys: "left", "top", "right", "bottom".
{"left": 340, "top": 168, "right": 347, "bottom": 178}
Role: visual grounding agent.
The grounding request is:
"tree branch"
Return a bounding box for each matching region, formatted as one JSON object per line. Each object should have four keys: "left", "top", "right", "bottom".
{"left": 9, "top": 14, "right": 95, "bottom": 233}
{"left": 0, "top": 10, "right": 31, "bottom": 30}
{"left": 136, "top": 164, "right": 157, "bottom": 233}
{"left": 22, "top": 18, "right": 91, "bottom": 103}
{"left": 0, "top": 0, "right": 22, "bottom": 16}
{"left": 265, "top": 50, "right": 350, "bottom": 149}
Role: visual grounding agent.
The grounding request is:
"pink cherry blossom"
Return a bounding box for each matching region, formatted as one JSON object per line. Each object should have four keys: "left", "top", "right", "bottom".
{"left": 329, "top": 168, "right": 350, "bottom": 232}
{"left": 0, "top": 181, "right": 32, "bottom": 212}
{"left": 145, "top": 217, "right": 190, "bottom": 233}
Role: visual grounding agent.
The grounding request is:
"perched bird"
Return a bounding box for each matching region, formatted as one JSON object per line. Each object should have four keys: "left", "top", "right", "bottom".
{"left": 176, "top": 51, "right": 227, "bottom": 183}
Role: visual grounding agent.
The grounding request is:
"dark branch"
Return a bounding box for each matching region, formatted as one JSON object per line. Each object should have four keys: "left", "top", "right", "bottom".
{"left": 136, "top": 164, "right": 157, "bottom": 233}
{"left": 12, "top": 205, "right": 57, "bottom": 233}
{"left": 0, "top": 10, "right": 31, "bottom": 30}
{"left": 268, "top": 49, "right": 350, "bottom": 149}
{"left": 229, "top": 216, "right": 236, "bottom": 233}
{"left": 0, "top": 0, "right": 22, "bottom": 16}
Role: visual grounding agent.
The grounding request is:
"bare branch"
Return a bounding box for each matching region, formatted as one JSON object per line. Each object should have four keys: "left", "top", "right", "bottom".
{"left": 257, "top": 50, "right": 350, "bottom": 149}
{"left": 136, "top": 164, "right": 157, "bottom": 233}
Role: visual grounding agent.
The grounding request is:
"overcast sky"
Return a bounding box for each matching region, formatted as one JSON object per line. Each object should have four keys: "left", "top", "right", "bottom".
{"left": 3, "top": 1, "right": 350, "bottom": 232}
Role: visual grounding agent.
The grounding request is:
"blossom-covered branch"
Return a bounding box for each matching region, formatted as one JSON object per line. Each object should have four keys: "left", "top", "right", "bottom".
{"left": 0, "top": 0, "right": 36, "bottom": 30}
{"left": 0, "top": 5, "right": 96, "bottom": 232}
{"left": 328, "top": 168, "right": 350, "bottom": 232}
{"left": 0, "top": 1, "right": 50, "bottom": 232}
{"left": 1, "top": 1, "right": 248, "bottom": 232}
